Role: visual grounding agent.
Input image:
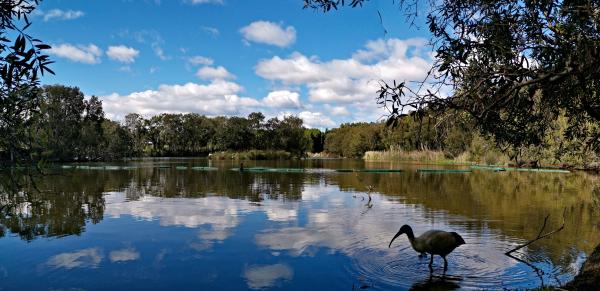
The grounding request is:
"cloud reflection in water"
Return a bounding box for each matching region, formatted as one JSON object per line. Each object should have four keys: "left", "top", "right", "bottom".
{"left": 243, "top": 263, "right": 294, "bottom": 289}
{"left": 47, "top": 248, "right": 103, "bottom": 269}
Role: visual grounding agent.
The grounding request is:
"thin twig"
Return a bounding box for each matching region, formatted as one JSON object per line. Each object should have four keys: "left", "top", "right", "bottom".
{"left": 505, "top": 209, "right": 566, "bottom": 255}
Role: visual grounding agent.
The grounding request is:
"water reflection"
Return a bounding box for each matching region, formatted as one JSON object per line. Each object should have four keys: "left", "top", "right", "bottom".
{"left": 243, "top": 263, "right": 294, "bottom": 289}
{"left": 109, "top": 248, "right": 140, "bottom": 263}
{"left": 409, "top": 275, "right": 461, "bottom": 290}
{"left": 47, "top": 248, "right": 103, "bottom": 269}
{"left": 0, "top": 160, "right": 599, "bottom": 290}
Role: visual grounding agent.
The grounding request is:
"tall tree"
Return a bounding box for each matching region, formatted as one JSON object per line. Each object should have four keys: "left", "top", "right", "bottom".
{"left": 38, "top": 85, "right": 86, "bottom": 161}
{"left": 80, "top": 96, "right": 105, "bottom": 160}
{"left": 124, "top": 113, "right": 147, "bottom": 156}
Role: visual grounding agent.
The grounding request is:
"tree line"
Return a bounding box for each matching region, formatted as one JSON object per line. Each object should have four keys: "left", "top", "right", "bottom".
{"left": 2, "top": 84, "right": 595, "bottom": 168}
{"left": 1, "top": 85, "right": 320, "bottom": 162}
{"left": 325, "top": 109, "right": 599, "bottom": 168}
{"left": 124, "top": 109, "right": 313, "bottom": 158}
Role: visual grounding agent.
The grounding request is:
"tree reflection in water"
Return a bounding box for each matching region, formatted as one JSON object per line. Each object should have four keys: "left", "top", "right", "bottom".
{"left": 0, "top": 160, "right": 598, "bottom": 287}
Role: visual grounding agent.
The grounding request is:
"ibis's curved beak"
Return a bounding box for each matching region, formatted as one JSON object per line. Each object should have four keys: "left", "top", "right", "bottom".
{"left": 389, "top": 230, "right": 403, "bottom": 248}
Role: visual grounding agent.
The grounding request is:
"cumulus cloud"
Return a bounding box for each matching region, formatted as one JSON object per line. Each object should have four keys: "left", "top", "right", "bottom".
{"left": 107, "top": 45, "right": 139, "bottom": 63}
{"left": 240, "top": 21, "right": 296, "bottom": 47}
{"left": 256, "top": 38, "right": 430, "bottom": 102}
{"left": 298, "top": 111, "right": 335, "bottom": 129}
{"left": 100, "top": 80, "right": 259, "bottom": 120}
{"left": 254, "top": 38, "right": 431, "bottom": 122}
{"left": 47, "top": 248, "right": 103, "bottom": 269}
{"left": 243, "top": 264, "right": 294, "bottom": 289}
{"left": 196, "top": 66, "right": 235, "bottom": 80}
{"left": 262, "top": 90, "right": 301, "bottom": 109}
{"left": 329, "top": 105, "right": 350, "bottom": 116}
{"left": 42, "top": 9, "right": 84, "bottom": 21}
{"left": 188, "top": 55, "right": 214, "bottom": 66}
{"left": 48, "top": 43, "right": 102, "bottom": 64}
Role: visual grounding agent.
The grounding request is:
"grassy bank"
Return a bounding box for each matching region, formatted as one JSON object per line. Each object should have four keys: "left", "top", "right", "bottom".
{"left": 208, "top": 150, "right": 294, "bottom": 160}
{"left": 364, "top": 149, "right": 458, "bottom": 164}
{"left": 363, "top": 148, "right": 488, "bottom": 166}
{"left": 363, "top": 147, "right": 600, "bottom": 170}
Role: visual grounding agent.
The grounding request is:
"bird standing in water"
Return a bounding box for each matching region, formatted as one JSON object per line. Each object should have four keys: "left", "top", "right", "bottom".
{"left": 388, "top": 224, "right": 465, "bottom": 270}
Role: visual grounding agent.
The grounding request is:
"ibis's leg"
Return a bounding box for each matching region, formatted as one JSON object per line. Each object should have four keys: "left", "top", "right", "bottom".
{"left": 429, "top": 254, "right": 434, "bottom": 268}
{"left": 443, "top": 256, "right": 448, "bottom": 270}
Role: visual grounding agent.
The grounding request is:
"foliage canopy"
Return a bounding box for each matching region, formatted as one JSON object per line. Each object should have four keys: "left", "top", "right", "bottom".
{"left": 0, "top": 0, "right": 53, "bottom": 166}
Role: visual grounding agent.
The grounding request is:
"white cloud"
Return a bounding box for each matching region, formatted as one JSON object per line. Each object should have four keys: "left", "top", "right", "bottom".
{"left": 48, "top": 43, "right": 102, "bottom": 64}
{"left": 109, "top": 248, "right": 140, "bottom": 263}
{"left": 256, "top": 38, "right": 430, "bottom": 103}
{"left": 47, "top": 248, "right": 103, "bottom": 269}
{"left": 188, "top": 0, "right": 224, "bottom": 4}
{"left": 107, "top": 45, "right": 139, "bottom": 63}
{"left": 201, "top": 26, "right": 220, "bottom": 36}
{"left": 196, "top": 66, "right": 235, "bottom": 80}
{"left": 243, "top": 264, "right": 294, "bottom": 289}
{"left": 188, "top": 55, "right": 214, "bottom": 66}
{"left": 329, "top": 105, "right": 350, "bottom": 116}
{"left": 42, "top": 9, "right": 84, "bottom": 21}
{"left": 255, "top": 38, "right": 432, "bottom": 122}
{"left": 240, "top": 21, "right": 296, "bottom": 47}
{"left": 100, "top": 80, "right": 259, "bottom": 119}
{"left": 262, "top": 90, "right": 301, "bottom": 109}
{"left": 298, "top": 111, "right": 336, "bottom": 129}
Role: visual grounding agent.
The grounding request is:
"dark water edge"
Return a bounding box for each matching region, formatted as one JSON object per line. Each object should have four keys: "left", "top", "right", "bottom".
{"left": 566, "top": 244, "right": 600, "bottom": 290}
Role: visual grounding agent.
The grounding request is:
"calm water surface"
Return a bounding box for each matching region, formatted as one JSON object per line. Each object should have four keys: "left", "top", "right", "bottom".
{"left": 1, "top": 159, "right": 599, "bottom": 290}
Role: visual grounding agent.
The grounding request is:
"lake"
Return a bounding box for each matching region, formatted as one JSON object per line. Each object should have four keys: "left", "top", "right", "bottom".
{"left": 1, "top": 158, "right": 599, "bottom": 290}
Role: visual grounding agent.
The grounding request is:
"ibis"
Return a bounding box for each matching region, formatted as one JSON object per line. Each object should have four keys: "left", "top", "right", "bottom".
{"left": 389, "top": 224, "right": 465, "bottom": 270}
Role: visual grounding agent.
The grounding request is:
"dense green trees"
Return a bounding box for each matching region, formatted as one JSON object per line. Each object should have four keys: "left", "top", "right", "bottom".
{"left": 21, "top": 85, "right": 315, "bottom": 161}
{"left": 305, "top": 129, "right": 325, "bottom": 153}
{"left": 34, "top": 85, "right": 130, "bottom": 161}
{"left": 325, "top": 123, "right": 384, "bottom": 158}
{"left": 323, "top": 108, "right": 598, "bottom": 168}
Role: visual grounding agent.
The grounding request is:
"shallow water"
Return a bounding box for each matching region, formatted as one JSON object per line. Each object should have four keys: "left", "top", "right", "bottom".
{"left": 1, "top": 158, "right": 599, "bottom": 290}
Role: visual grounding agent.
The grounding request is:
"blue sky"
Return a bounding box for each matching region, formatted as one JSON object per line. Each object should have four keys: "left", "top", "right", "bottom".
{"left": 32, "top": 0, "right": 432, "bottom": 128}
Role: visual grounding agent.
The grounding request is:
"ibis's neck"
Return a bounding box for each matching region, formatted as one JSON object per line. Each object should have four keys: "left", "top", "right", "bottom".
{"left": 405, "top": 228, "right": 424, "bottom": 253}
{"left": 404, "top": 227, "right": 415, "bottom": 241}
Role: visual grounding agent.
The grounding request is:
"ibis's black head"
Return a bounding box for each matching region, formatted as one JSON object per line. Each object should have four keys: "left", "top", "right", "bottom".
{"left": 451, "top": 232, "right": 466, "bottom": 246}
{"left": 389, "top": 224, "right": 413, "bottom": 248}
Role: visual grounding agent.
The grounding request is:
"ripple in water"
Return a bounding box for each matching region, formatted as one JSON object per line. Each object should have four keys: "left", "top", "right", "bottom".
{"left": 345, "top": 239, "right": 564, "bottom": 290}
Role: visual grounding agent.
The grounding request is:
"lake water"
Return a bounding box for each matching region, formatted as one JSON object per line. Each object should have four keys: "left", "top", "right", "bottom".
{"left": 1, "top": 159, "right": 599, "bottom": 290}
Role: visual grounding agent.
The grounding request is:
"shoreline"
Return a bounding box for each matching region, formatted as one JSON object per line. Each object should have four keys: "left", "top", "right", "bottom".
{"left": 565, "top": 243, "right": 600, "bottom": 289}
